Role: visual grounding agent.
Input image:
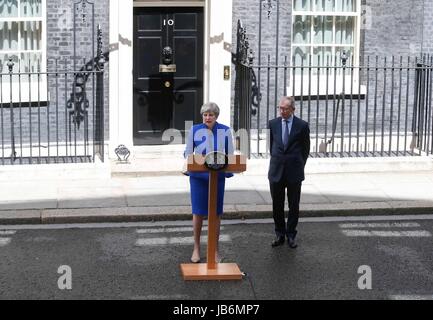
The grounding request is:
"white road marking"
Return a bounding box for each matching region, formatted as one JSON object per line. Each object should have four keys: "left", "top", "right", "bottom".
{"left": 0, "top": 230, "right": 16, "bottom": 235}
{"left": 339, "top": 222, "right": 420, "bottom": 228}
{"left": 135, "top": 234, "right": 231, "bottom": 246}
{"left": 389, "top": 295, "right": 433, "bottom": 300}
{"left": 0, "top": 238, "right": 11, "bottom": 246}
{"left": 136, "top": 226, "right": 225, "bottom": 234}
{"left": 341, "top": 230, "right": 431, "bottom": 237}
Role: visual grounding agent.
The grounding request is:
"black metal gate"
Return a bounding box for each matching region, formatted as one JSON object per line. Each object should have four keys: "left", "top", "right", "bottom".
{"left": 414, "top": 59, "right": 433, "bottom": 156}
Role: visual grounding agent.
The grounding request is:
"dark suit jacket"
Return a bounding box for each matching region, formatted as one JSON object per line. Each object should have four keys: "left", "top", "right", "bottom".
{"left": 268, "top": 116, "right": 310, "bottom": 183}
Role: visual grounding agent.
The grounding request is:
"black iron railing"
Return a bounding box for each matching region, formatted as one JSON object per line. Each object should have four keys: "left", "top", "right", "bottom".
{"left": 234, "top": 22, "right": 433, "bottom": 158}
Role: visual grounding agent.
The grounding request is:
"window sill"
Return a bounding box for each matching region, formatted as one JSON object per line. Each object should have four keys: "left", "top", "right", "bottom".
{"left": 0, "top": 100, "right": 49, "bottom": 107}
{"left": 287, "top": 78, "right": 367, "bottom": 98}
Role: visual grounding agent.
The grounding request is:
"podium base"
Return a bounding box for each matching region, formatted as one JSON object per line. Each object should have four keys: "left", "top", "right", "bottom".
{"left": 180, "top": 263, "right": 243, "bottom": 281}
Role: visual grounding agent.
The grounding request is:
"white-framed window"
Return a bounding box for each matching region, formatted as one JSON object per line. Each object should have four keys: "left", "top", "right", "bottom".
{"left": 0, "top": 0, "right": 47, "bottom": 102}
{"left": 290, "top": 0, "right": 364, "bottom": 96}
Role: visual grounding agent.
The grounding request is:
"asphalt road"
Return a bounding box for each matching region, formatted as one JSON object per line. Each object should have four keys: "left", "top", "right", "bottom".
{"left": 1, "top": 215, "right": 433, "bottom": 300}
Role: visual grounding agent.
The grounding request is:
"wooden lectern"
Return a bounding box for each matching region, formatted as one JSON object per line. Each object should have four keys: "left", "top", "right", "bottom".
{"left": 180, "top": 154, "right": 247, "bottom": 281}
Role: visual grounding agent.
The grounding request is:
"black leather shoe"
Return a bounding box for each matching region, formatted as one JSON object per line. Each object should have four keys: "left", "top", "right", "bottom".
{"left": 271, "top": 236, "right": 285, "bottom": 247}
{"left": 288, "top": 237, "right": 298, "bottom": 249}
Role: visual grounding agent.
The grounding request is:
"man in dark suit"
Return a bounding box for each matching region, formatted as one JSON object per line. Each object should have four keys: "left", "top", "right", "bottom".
{"left": 268, "top": 96, "right": 310, "bottom": 249}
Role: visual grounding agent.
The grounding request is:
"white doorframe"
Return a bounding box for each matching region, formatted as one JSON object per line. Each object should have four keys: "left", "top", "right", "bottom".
{"left": 109, "top": 0, "right": 232, "bottom": 158}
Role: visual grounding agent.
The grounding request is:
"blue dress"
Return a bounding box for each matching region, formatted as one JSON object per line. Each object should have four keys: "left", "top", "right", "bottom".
{"left": 184, "top": 122, "right": 234, "bottom": 216}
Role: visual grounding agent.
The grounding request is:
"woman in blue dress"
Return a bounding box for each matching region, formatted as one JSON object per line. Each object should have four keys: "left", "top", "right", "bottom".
{"left": 184, "top": 102, "right": 234, "bottom": 263}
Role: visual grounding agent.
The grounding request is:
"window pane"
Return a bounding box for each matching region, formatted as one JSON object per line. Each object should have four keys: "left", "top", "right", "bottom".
{"left": 0, "top": 53, "right": 18, "bottom": 73}
{"left": 0, "top": 0, "right": 18, "bottom": 17}
{"left": 312, "top": 47, "right": 332, "bottom": 75}
{"left": 0, "top": 53, "right": 42, "bottom": 74}
{"left": 20, "top": 52, "right": 42, "bottom": 73}
{"left": 313, "top": 46, "right": 332, "bottom": 66}
{"left": 335, "top": 16, "right": 354, "bottom": 45}
{"left": 335, "top": 0, "right": 356, "bottom": 12}
{"left": 293, "top": 15, "right": 311, "bottom": 44}
{"left": 0, "top": 22, "right": 19, "bottom": 50}
{"left": 294, "top": 0, "right": 312, "bottom": 11}
{"left": 21, "top": 0, "right": 42, "bottom": 17}
{"left": 313, "top": 16, "right": 333, "bottom": 44}
{"left": 293, "top": 46, "right": 309, "bottom": 74}
{"left": 20, "top": 21, "right": 42, "bottom": 50}
{"left": 315, "top": 0, "right": 334, "bottom": 12}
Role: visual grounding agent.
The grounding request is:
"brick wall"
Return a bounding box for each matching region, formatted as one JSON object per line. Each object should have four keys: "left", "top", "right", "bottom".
{"left": 231, "top": 0, "right": 291, "bottom": 127}
{"left": 47, "top": 0, "right": 109, "bottom": 67}
{"left": 362, "top": 0, "right": 424, "bottom": 58}
{"left": 46, "top": 0, "right": 110, "bottom": 142}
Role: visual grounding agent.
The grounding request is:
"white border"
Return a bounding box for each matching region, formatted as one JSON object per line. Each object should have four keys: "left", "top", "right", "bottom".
{"left": 109, "top": 0, "right": 134, "bottom": 158}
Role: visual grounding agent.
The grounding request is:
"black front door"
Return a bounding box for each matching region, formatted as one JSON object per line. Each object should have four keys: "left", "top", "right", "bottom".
{"left": 133, "top": 7, "right": 204, "bottom": 145}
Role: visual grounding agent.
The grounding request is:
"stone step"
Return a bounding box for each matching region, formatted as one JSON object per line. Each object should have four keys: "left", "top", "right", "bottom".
{"left": 110, "top": 154, "right": 433, "bottom": 177}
